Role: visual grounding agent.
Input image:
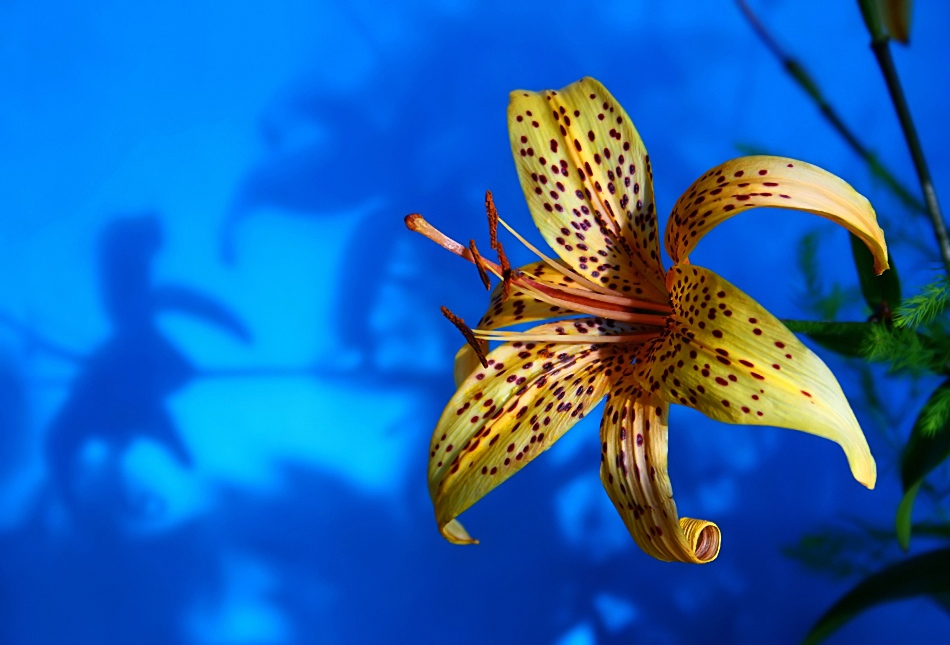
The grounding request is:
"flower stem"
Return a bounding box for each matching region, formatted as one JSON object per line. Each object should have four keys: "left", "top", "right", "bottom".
{"left": 736, "top": 0, "right": 926, "bottom": 216}
{"left": 856, "top": 0, "right": 950, "bottom": 276}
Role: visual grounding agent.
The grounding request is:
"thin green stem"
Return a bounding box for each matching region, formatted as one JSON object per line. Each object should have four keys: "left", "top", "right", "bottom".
{"left": 868, "top": 37, "right": 950, "bottom": 277}
{"left": 736, "top": 0, "right": 926, "bottom": 216}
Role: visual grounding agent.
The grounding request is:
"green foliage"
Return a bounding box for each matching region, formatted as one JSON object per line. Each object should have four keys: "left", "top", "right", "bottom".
{"left": 861, "top": 324, "right": 947, "bottom": 375}
{"left": 850, "top": 233, "right": 901, "bottom": 316}
{"left": 895, "top": 275, "right": 950, "bottom": 329}
{"left": 802, "top": 547, "right": 950, "bottom": 645}
{"left": 745, "top": 0, "right": 948, "bottom": 638}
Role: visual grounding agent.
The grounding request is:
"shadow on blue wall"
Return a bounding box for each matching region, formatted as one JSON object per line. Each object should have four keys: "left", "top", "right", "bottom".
{"left": 2, "top": 3, "right": 947, "bottom": 644}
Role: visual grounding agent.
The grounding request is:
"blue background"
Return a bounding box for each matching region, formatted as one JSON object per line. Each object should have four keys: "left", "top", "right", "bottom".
{"left": 0, "top": 1, "right": 948, "bottom": 643}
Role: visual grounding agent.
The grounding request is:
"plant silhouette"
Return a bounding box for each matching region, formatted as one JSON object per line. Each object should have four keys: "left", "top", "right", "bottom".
{"left": 42, "top": 214, "right": 252, "bottom": 524}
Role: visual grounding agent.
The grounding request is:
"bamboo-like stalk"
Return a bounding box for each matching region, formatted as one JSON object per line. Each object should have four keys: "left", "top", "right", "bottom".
{"left": 736, "top": 0, "right": 926, "bottom": 217}
{"left": 857, "top": 0, "right": 950, "bottom": 277}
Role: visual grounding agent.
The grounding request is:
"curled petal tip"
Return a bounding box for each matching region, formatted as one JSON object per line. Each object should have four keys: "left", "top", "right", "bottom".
{"left": 680, "top": 518, "right": 721, "bottom": 563}
{"left": 440, "top": 518, "right": 479, "bottom": 545}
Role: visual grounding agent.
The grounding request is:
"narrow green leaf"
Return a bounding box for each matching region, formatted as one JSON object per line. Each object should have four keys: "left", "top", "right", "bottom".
{"left": 802, "top": 547, "right": 950, "bottom": 645}
{"left": 783, "top": 320, "right": 875, "bottom": 358}
{"left": 850, "top": 233, "right": 901, "bottom": 317}
{"left": 902, "top": 380, "right": 950, "bottom": 487}
{"left": 895, "top": 481, "right": 920, "bottom": 551}
{"left": 897, "top": 379, "right": 950, "bottom": 549}
{"left": 916, "top": 386, "right": 950, "bottom": 436}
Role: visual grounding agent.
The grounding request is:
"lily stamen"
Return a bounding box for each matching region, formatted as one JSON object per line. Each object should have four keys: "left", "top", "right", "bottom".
{"left": 405, "top": 213, "right": 672, "bottom": 319}
{"left": 468, "top": 239, "right": 492, "bottom": 290}
{"left": 440, "top": 306, "right": 488, "bottom": 367}
{"left": 486, "top": 191, "right": 500, "bottom": 251}
{"left": 486, "top": 190, "right": 613, "bottom": 298}
{"left": 496, "top": 240, "right": 513, "bottom": 300}
{"left": 494, "top": 215, "right": 625, "bottom": 298}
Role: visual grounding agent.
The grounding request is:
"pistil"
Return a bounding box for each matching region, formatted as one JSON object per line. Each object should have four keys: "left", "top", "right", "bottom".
{"left": 472, "top": 329, "right": 661, "bottom": 345}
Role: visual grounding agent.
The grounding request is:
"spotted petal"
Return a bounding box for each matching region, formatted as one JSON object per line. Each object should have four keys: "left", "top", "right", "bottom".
{"left": 508, "top": 77, "right": 667, "bottom": 300}
{"left": 665, "top": 156, "right": 889, "bottom": 274}
{"left": 600, "top": 372, "right": 721, "bottom": 563}
{"left": 430, "top": 318, "right": 642, "bottom": 543}
{"left": 636, "top": 264, "right": 876, "bottom": 488}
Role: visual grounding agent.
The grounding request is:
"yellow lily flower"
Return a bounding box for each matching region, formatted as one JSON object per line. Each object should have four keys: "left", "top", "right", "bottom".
{"left": 406, "top": 77, "right": 888, "bottom": 564}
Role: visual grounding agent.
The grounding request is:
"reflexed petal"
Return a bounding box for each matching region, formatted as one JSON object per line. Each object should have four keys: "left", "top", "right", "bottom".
{"left": 508, "top": 77, "right": 667, "bottom": 299}
{"left": 429, "top": 318, "right": 642, "bottom": 543}
{"left": 665, "top": 156, "right": 889, "bottom": 274}
{"left": 600, "top": 374, "right": 720, "bottom": 563}
{"left": 636, "top": 264, "right": 876, "bottom": 488}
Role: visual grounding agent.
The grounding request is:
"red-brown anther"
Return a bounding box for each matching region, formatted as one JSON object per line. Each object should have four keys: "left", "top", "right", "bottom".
{"left": 486, "top": 190, "right": 500, "bottom": 251}
{"left": 497, "top": 240, "right": 512, "bottom": 301}
{"left": 441, "top": 306, "right": 489, "bottom": 367}
{"left": 469, "top": 239, "right": 492, "bottom": 290}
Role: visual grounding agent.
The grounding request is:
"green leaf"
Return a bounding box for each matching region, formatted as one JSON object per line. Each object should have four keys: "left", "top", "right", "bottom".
{"left": 850, "top": 233, "right": 901, "bottom": 317}
{"left": 783, "top": 320, "right": 876, "bottom": 358}
{"left": 802, "top": 547, "right": 950, "bottom": 645}
{"left": 897, "top": 379, "right": 950, "bottom": 550}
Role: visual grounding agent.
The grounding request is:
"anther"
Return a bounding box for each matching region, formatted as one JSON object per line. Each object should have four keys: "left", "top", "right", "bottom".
{"left": 486, "top": 190, "right": 500, "bottom": 251}
{"left": 440, "top": 306, "right": 489, "bottom": 367}
{"left": 469, "top": 239, "right": 492, "bottom": 290}
{"left": 496, "top": 240, "right": 512, "bottom": 300}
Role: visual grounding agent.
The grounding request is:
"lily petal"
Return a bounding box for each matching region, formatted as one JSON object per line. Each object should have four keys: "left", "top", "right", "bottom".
{"left": 454, "top": 344, "right": 487, "bottom": 388}
{"left": 665, "top": 156, "right": 889, "bottom": 274}
{"left": 430, "top": 318, "right": 642, "bottom": 543}
{"left": 600, "top": 372, "right": 721, "bottom": 563}
{"left": 508, "top": 77, "right": 667, "bottom": 299}
{"left": 637, "top": 264, "right": 876, "bottom": 488}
